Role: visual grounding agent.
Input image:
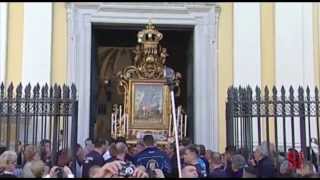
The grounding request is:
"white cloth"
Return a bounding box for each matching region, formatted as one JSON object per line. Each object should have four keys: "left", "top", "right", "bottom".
{"left": 103, "top": 150, "right": 111, "bottom": 161}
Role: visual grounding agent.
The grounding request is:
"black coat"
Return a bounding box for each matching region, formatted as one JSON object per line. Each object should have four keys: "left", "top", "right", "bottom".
{"left": 256, "top": 156, "right": 275, "bottom": 177}
{"left": 0, "top": 173, "right": 16, "bottom": 178}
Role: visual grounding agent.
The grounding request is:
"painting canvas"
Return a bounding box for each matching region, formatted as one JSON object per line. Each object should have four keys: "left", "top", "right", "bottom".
{"left": 129, "top": 80, "right": 169, "bottom": 130}
{"left": 134, "top": 84, "right": 163, "bottom": 121}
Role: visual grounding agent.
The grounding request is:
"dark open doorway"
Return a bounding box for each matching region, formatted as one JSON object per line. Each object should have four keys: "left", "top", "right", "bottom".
{"left": 90, "top": 23, "right": 194, "bottom": 142}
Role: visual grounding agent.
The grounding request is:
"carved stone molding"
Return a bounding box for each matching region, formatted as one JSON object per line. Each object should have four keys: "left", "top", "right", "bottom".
{"left": 67, "top": 2, "right": 220, "bottom": 151}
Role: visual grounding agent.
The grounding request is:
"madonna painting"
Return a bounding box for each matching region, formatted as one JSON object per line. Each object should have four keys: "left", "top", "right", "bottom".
{"left": 129, "top": 80, "right": 169, "bottom": 130}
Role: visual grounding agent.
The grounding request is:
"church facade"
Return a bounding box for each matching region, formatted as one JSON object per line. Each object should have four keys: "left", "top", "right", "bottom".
{"left": 0, "top": 2, "right": 320, "bottom": 152}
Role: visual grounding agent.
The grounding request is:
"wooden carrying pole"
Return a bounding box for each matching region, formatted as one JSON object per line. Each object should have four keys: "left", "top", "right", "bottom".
{"left": 168, "top": 79, "right": 182, "bottom": 178}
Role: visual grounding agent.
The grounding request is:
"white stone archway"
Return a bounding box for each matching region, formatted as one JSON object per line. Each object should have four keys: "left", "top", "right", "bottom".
{"left": 66, "top": 2, "right": 220, "bottom": 151}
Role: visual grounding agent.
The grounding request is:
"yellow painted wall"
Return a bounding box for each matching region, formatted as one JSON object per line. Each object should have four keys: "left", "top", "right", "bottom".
{"left": 218, "top": 3, "right": 234, "bottom": 152}
{"left": 5, "top": 2, "right": 320, "bottom": 151}
{"left": 313, "top": 3, "right": 320, "bottom": 144}
{"left": 260, "top": 3, "right": 276, "bottom": 143}
{"left": 51, "top": 2, "right": 67, "bottom": 84}
{"left": 261, "top": 3, "right": 275, "bottom": 89}
{"left": 5, "top": 3, "right": 24, "bottom": 87}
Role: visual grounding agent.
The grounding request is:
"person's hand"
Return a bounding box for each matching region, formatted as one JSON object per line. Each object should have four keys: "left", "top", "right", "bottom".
{"left": 93, "top": 160, "right": 124, "bottom": 178}
{"left": 63, "top": 166, "right": 73, "bottom": 177}
{"left": 41, "top": 165, "right": 50, "bottom": 177}
{"left": 49, "top": 166, "right": 59, "bottom": 177}
{"left": 132, "top": 165, "right": 149, "bottom": 178}
{"left": 249, "top": 158, "right": 256, "bottom": 167}
{"left": 154, "top": 169, "right": 165, "bottom": 178}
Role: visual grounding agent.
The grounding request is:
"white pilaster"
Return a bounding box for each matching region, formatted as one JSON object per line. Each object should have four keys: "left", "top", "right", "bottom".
{"left": 275, "top": 3, "right": 314, "bottom": 149}
{"left": 233, "top": 2, "right": 261, "bottom": 88}
{"left": 22, "top": 3, "right": 53, "bottom": 86}
{"left": 233, "top": 3, "right": 261, "bottom": 146}
{"left": 0, "top": 3, "right": 7, "bottom": 83}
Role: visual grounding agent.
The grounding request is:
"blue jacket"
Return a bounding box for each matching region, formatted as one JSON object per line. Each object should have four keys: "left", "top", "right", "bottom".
{"left": 197, "top": 158, "right": 208, "bottom": 177}
{"left": 133, "top": 146, "right": 172, "bottom": 175}
{"left": 200, "top": 156, "right": 210, "bottom": 175}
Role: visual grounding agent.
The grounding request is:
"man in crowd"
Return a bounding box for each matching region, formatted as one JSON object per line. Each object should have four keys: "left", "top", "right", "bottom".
{"left": 115, "top": 137, "right": 134, "bottom": 162}
{"left": 248, "top": 143, "right": 275, "bottom": 177}
{"left": 83, "top": 138, "right": 94, "bottom": 157}
{"left": 133, "top": 140, "right": 145, "bottom": 157}
{"left": 39, "top": 139, "right": 52, "bottom": 168}
{"left": 133, "top": 135, "right": 172, "bottom": 177}
{"left": 82, "top": 138, "right": 107, "bottom": 177}
{"left": 208, "top": 152, "right": 226, "bottom": 177}
{"left": 182, "top": 144, "right": 207, "bottom": 177}
{"left": 105, "top": 142, "right": 131, "bottom": 163}
{"left": 181, "top": 164, "right": 199, "bottom": 178}
{"left": 198, "top": 144, "right": 210, "bottom": 175}
{"left": 223, "top": 145, "right": 236, "bottom": 177}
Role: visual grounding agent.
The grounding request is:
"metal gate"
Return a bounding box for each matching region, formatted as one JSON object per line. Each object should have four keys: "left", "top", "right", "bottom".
{"left": 0, "top": 82, "right": 78, "bottom": 172}
{"left": 226, "top": 86, "right": 320, "bottom": 168}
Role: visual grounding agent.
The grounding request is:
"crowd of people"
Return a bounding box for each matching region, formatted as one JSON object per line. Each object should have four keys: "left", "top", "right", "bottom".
{"left": 0, "top": 135, "right": 320, "bottom": 178}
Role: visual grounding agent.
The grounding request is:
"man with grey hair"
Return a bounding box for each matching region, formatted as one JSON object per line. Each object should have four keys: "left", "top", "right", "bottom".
{"left": 230, "top": 154, "right": 246, "bottom": 177}
{"left": 248, "top": 143, "right": 275, "bottom": 177}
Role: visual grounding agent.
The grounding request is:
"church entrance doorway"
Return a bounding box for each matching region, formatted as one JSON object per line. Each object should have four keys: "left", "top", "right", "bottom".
{"left": 90, "top": 24, "right": 194, "bottom": 141}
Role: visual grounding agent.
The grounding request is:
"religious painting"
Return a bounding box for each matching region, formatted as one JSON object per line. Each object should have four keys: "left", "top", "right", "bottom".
{"left": 128, "top": 79, "right": 170, "bottom": 130}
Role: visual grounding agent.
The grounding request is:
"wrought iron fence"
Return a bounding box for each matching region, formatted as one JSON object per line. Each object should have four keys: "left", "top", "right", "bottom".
{"left": 0, "top": 82, "right": 78, "bottom": 172}
{"left": 226, "top": 85, "right": 320, "bottom": 169}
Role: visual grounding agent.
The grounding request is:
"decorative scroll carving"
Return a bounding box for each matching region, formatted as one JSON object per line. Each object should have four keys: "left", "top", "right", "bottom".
{"left": 113, "top": 21, "right": 186, "bottom": 143}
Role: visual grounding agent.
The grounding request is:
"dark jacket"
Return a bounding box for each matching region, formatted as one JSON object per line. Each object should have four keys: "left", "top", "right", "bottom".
{"left": 0, "top": 172, "right": 17, "bottom": 178}
{"left": 256, "top": 156, "right": 275, "bottom": 177}
{"left": 225, "top": 160, "right": 233, "bottom": 177}
{"left": 209, "top": 165, "right": 227, "bottom": 177}
{"left": 82, "top": 150, "right": 105, "bottom": 178}
{"left": 133, "top": 146, "right": 172, "bottom": 176}
{"left": 168, "top": 153, "right": 184, "bottom": 178}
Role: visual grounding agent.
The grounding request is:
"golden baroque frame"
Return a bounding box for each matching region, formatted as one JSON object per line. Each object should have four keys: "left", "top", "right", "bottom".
{"left": 116, "top": 21, "right": 181, "bottom": 139}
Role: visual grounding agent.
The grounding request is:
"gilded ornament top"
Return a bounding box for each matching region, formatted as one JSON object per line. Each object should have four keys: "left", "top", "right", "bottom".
{"left": 137, "top": 20, "right": 163, "bottom": 49}
{"left": 117, "top": 21, "right": 181, "bottom": 95}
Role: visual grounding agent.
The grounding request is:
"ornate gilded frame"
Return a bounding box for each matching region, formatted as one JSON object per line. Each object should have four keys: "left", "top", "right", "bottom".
{"left": 116, "top": 21, "right": 181, "bottom": 140}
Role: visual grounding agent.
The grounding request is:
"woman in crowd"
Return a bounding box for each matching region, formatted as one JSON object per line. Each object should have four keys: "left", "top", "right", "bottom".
{"left": 296, "top": 161, "right": 318, "bottom": 178}
{"left": 207, "top": 151, "right": 226, "bottom": 177}
{"left": 278, "top": 160, "right": 297, "bottom": 177}
{"left": 22, "top": 160, "right": 47, "bottom": 178}
{"left": 229, "top": 154, "right": 246, "bottom": 178}
{"left": 0, "top": 151, "right": 18, "bottom": 177}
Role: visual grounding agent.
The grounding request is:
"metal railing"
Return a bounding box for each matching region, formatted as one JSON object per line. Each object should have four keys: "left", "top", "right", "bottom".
{"left": 226, "top": 86, "right": 320, "bottom": 169}
{"left": 0, "top": 82, "right": 78, "bottom": 172}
